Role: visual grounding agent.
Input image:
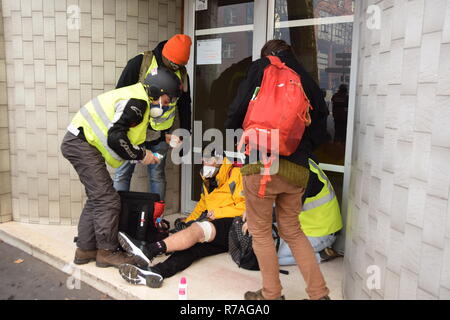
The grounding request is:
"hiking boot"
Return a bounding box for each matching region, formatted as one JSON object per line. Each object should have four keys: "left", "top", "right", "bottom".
{"left": 95, "top": 249, "right": 138, "bottom": 268}
{"left": 118, "top": 232, "right": 151, "bottom": 268}
{"left": 74, "top": 248, "right": 97, "bottom": 265}
{"left": 118, "top": 264, "right": 163, "bottom": 288}
{"left": 244, "top": 289, "right": 285, "bottom": 300}
{"left": 319, "top": 247, "right": 343, "bottom": 263}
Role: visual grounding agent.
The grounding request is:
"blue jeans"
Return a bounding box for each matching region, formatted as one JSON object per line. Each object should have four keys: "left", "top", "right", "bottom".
{"left": 113, "top": 140, "right": 169, "bottom": 201}
{"left": 278, "top": 233, "right": 337, "bottom": 265}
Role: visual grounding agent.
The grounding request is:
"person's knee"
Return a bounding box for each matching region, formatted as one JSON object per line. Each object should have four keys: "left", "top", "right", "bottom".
{"left": 148, "top": 163, "right": 166, "bottom": 181}
{"left": 115, "top": 163, "right": 135, "bottom": 179}
{"left": 194, "top": 221, "right": 216, "bottom": 243}
{"left": 248, "top": 222, "right": 272, "bottom": 239}
{"left": 278, "top": 226, "right": 304, "bottom": 244}
{"left": 92, "top": 190, "right": 121, "bottom": 210}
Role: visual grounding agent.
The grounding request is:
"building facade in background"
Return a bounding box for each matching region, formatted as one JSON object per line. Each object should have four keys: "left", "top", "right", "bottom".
{"left": 0, "top": 0, "right": 449, "bottom": 299}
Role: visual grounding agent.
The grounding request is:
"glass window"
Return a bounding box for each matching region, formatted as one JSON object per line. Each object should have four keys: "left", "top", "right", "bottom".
{"left": 273, "top": 0, "right": 355, "bottom": 208}
{"left": 196, "top": 1, "right": 254, "bottom": 30}
{"left": 223, "top": 42, "right": 237, "bottom": 59}
{"left": 224, "top": 7, "right": 238, "bottom": 25}
{"left": 275, "top": 0, "right": 354, "bottom": 22}
{"left": 275, "top": 22, "right": 352, "bottom": 166}
{"left": 192, "top": 29, "right": 253, "bottom": 201}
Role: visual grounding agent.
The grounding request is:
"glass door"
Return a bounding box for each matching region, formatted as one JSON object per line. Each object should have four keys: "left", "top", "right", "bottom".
{"left": 182, "top": 0, "right": 267, "bottom": 212}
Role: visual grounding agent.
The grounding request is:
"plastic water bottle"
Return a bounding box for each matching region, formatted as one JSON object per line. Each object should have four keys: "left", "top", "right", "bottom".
{"left": 178, "top": 276, "right": 187, "bottom": 300}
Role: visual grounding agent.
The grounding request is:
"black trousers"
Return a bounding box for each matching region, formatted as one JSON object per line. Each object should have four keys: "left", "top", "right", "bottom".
{"left": 152, "top": 218, "right": 234, "bottom": 278}
{"left": 60, "top": 132, "right": 121, "bottom": 251}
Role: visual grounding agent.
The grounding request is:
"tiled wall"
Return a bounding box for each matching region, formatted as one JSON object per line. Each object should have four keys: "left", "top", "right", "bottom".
{"left": 344, "top": 0, "right": 450, "bottom": 299}
{"left": 0, "top": 2, "right": 12, "bottom": 223}
{"left": 1, "top": 0, "right": 183, "bottom": 225}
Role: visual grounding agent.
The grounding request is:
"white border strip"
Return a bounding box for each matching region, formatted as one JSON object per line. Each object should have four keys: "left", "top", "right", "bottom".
{"left": 275, "top": 15, "right": 354, "bottom": 29}
{"left": 195, "top": 24, "right": 254, "bottom": 36}
{"left": 319, "top": 163, "right": 345, "bottom": 173}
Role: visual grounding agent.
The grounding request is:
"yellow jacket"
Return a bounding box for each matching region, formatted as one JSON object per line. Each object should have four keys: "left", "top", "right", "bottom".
{"left": 185, "top": 158, "right": 245, "bottom": 222}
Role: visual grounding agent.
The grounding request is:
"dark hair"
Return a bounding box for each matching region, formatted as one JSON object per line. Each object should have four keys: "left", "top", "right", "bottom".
{"left": 260, "top": 39, "right": 292, "bottom": 58}
{"left": 338, "top": 84, "right": 348, "bottom": 93}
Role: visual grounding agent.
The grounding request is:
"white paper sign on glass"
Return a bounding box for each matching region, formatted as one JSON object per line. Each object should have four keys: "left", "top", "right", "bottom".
{"left": 196, "top": 38, "right": 222, "bottom": 65}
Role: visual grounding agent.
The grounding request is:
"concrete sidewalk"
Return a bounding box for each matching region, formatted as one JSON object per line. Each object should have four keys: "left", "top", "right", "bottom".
{"left": 0, "top": 217, "right": 344, "bottom": 300}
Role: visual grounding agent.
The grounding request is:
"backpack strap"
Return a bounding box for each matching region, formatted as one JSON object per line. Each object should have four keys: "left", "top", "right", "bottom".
{"left": 258, "top": 154, "right": 276, "bottom": 199}
{"left": 266, "top": 55, "right": 284, "bottom": 68}
{"left": 179, "top": 66, "right": 189, "bottom": 93}
{"left": 139, "top": 51, "right": 154, "bottom": 83}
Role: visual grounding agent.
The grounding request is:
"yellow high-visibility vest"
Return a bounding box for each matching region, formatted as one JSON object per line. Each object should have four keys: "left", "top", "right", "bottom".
{"left": 142, "top": 55, "right": 182, "bottom": 131}
{"left": 299, "top": 159, "right": 343, "bottom": 237}
{"left": 69, "top": 83, "right": 150, "bottom": 168}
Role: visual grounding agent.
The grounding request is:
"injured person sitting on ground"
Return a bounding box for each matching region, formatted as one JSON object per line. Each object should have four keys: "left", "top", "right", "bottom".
{"left": 117, "top": 154, "right": 246, "bottom": 288}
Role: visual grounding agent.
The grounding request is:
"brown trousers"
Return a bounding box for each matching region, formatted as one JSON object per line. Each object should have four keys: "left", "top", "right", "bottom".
{"left": 243, "top": 174, "right": 329, "bottom": 300}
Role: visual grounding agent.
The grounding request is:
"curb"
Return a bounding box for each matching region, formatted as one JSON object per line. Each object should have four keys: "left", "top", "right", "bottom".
{"left": 0, "top": 226, "right": 139, "bottom": 300}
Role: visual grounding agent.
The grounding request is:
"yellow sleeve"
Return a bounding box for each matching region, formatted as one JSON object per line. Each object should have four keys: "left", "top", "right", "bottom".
{"left": 213, "top": 168, "right": 246, "bottom": 219}
{"left": 185, "top": 190, "right": 207, "bottom": 222}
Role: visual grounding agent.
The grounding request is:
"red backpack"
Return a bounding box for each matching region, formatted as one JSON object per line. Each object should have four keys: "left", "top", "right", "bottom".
{"left": 238, "top": 55, "right": 312, "bottom": 198}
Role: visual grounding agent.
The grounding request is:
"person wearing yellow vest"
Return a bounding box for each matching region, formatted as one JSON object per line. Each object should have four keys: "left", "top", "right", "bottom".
{"left": 60, "top": 67, "right": 181, "bottom": 269}
{"left": 113, "top": 34, "right": 192, "bottom": 202}
{"left": 277, "top": 158, "right": 343, "bottom": 265}
{"left": 115, "top": 155, "right": 246, "bottom": 288}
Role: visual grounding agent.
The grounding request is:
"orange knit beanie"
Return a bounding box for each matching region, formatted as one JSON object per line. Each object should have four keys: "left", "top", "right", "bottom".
{"left": 162, "top": 34, "right": 192, "bottom": 66}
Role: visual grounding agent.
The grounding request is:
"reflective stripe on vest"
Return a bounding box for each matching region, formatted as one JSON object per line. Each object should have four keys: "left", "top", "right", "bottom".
{"left": 145, "top": 56, "right": 181, "bottom": 130}
{"left": 299, "top": 158, "right": 342, "bottom": 237}
{"left": 302, "top": 159, "right": 336, "bottom": 211}
{"left": 151, "top": 105, "right": 176, "bottom": 123}
{"left": 79, "top": 103, "right": 122, "bottom": 163}
{"left": 69, "top": 83, "right": 150, "bottom": 168}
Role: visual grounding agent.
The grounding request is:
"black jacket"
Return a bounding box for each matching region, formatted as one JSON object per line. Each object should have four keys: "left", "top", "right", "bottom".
{"left": 224, "top": 50, "right": 329, "bottom": 169}
{"left": 116, "top": 41, "right": 192, "bottom": 135}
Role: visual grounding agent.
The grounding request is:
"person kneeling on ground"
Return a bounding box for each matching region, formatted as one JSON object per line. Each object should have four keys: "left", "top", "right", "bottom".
{"left": 117, "top": 155, "right": 245, "bottom": 288}
{"left": 277, "top": 157, "right": 343, "bottom": 266}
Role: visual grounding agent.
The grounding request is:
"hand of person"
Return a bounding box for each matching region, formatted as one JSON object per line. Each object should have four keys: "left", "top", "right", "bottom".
{"left": 207, "top": 211, "right": 215, "bottom": 220}
{"left": 141, "top": 150, "right": 160, "bottom": 165}
{"left": 174, "top": 217, "right": 188, "bottom": 232}
{"left": 166, "top": 133, "right": 181, "bottom": 148}
{"left": 165, "top": 133, "right": 172, "bottom": 144}
{"left": 242, "top": 211, "right": 247, "bottom": 222}
{"left": 242, "top": 221, "right": 249, "bottom": 235}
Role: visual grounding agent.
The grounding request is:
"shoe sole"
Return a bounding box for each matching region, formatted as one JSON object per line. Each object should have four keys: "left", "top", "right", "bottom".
{"left": 118, "top": 232, "right": 150, "bottom": 268}
{"left": 95, "top": 261, "right": 117, "bottom": 268}
{"left": 119, "top": 264, "right": 163, "bottom": 288}
{"left": 74, "top": 257, "right": 96, "bottom": 265}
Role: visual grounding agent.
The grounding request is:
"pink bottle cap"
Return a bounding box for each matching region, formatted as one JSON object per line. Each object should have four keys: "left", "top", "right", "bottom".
{"left": 180, "top": 277, "right": 186, "bottom": 284}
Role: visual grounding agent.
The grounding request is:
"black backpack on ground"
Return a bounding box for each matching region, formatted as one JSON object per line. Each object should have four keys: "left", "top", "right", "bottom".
{"left": 228, "top": 216, "right": 281, "bottom": 271}
{"left": 118, "top": 191, "right": 169, "bottom": 243}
